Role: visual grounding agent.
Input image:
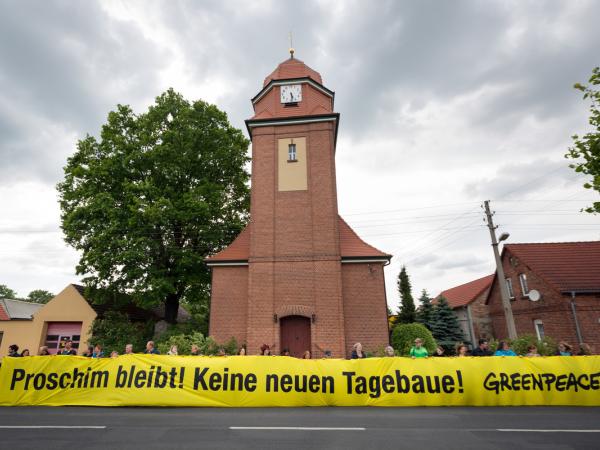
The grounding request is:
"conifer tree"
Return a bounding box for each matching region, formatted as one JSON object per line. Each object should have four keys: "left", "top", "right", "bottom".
{"left": 396, "top": 266, "right": 416, "bottom": 324}
{"left": 430, "top": 296, "right": 465, "bottom": 353}
{"left": 416, "top": 289, "right": 434, "bottom": 330}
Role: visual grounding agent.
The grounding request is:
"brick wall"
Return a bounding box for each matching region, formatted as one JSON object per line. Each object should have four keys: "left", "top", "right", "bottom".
{"left": 208, "top": 266, "right": 248, "bottom": 347}
{"left": 488, "top": 250, "right": 600, "bottom": 352}
{"left": 341, "top": 263, "right": 390, "bottom": 357}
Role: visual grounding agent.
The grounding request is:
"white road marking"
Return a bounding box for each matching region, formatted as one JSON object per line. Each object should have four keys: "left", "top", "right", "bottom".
{"left": 0, "top": 426, "right": 106, "bottom": 429}
{"left": 230, "top": 426, "right": 365, "bottom": 431}
{"left": 497, "top": 429, "right": 600, "bottom": 433}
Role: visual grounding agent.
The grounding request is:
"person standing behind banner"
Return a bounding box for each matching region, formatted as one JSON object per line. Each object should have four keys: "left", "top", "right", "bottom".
{"left": 471, "top": 339, "right": 493, "bottom": 356}
{"left": 409, "top": 338, "right": 428, "bottom": 358}
{"left": 456, "top": 344, "right": 469, "bottom": 357}
{"left": 144, "top": 341, "right": 160, "bottom": 354}
{"left": 124, "top": 344, "right": 134, "bottom": 355}
{"left": 351, "top": 342, "right": 366, "bottom": 359}
{"left": 526, "top": 345, "right": 540, "bottom": 357}
{"left": 167, "top": 345, "right": 178, "bottom": 355}
{"left": 557, "top": 341, "right": 572, "bottom": 356}
{"left": 59, "top": 341, "right": 77, "bottom": 355}
{"left": 38, "top": 346, "right": 50, "bottom": 356}
{"left": 92, "top": 344, "right": 104, "bottom": 358}
{"left": 384, "top": 346, "right": 395, "bottom": 357}
{"left": 20, "top": 349, "right": 30, "bottom": 357}
{"left": 8, "top": 345, "right": 21, "bottom": 357}
{"left": 494, "top": 341, "right": 516, "bottom": 356}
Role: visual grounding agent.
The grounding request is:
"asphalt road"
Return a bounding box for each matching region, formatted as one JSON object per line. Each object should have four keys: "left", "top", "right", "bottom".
{"left": 0, "top": 406, "right": 599, "bottom": 450}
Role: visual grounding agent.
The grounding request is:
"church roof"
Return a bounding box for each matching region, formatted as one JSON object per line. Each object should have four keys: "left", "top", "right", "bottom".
{"left": 206, "top": 217, "right": 390, "bottom": 263}
{"left": 205, "top": 225, "right": 251, "bottom": 262}
{"left": 263, "top": 57, "right": 323, "bottom": 86}
{"left": 337, "top": 217, "right": 390, "bottom": 260}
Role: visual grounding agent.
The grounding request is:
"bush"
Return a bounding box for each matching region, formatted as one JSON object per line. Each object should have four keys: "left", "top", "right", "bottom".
{"left": 155, "top": 332, "right": 238, "bottom": 356}
{"left": 391, "top": 322, "right": 437, "bottom": 356}
{"left": 89, "top": 311, "right": 154, "bottom": 355}
{"left": 511, "top": 334, "right": 557, "bottom": 356}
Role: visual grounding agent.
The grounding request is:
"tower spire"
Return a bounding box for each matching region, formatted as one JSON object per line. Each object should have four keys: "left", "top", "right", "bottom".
{"left": 289, "top": 31, "right": 295, "bottom": 59}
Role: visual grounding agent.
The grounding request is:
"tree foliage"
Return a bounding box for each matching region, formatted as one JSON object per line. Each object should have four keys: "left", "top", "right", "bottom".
{"left": 396, "top": 266, "right": 416, "bottom": 324}
{"left": 57, "top": 89, "right": 250, "bottom": 323}
{"left": 566, "top": 66, "right": 600, "bottom": 213}
{"left": 415, "top": 289, "right": 434, "bottom": 330}
{"left": 430, "top": 296, "right": 465, "bottom": 353}
{"left": 88, "top": 311, "right": 154, "bottom": 355}
{"left": 27, "top": 289, "right": 54, "bottom": 304}
{"left": 391, "top": 323, "right": 436, "bottom": 356}
{"left": 0, "top": 284, "right": 17, "bottom": 299}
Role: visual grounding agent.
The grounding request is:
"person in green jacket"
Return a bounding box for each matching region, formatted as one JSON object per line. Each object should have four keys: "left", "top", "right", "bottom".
{"left": 409, "top": 338, "right": 429, "bottom": 358}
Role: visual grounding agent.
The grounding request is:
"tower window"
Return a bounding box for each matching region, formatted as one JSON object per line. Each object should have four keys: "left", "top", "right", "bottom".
{"left": 288, "top": 143, "right": 297, "bottom": 162}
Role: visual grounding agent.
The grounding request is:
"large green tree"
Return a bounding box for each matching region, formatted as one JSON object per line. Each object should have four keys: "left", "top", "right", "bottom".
{"left": 0, "top": 284, "right": 17, "bottom": 299}
{"left": 396, "top": 266, "right": 416, "bottom": 324}
{"left": 430, "top": 296, "right": 465, "bottom": 353}
{"left": 27, "top": 290, "right": 54, "bottom": 304}
{"left": 58, "top": 89, "right": 250, "bottom": 323}
{"left": 566, "top": 66, "right": 600, "bottom": 213}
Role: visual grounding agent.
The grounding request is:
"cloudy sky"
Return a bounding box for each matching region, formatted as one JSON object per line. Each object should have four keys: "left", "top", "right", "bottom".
{"left": 1, "top": 0, "right": 598, "bottom": 309}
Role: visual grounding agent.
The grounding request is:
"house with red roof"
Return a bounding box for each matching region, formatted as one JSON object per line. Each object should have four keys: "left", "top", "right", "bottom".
{"left": 486, "top": 241, "right": 600, "bottom": 353}
{"left": 437, "top": 274, "right": 494, "bottom": 345}
{"left": 205, "top": 56, "right": 391, "bottom": 358}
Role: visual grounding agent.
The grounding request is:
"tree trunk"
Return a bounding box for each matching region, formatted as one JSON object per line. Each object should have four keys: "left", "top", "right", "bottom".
{"left": 164, "top": 293, "right": 180, "bottom": 324}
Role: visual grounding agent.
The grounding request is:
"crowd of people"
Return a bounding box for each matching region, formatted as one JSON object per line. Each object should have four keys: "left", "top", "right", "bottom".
{"left": 404, "top": 338, "right": 594, "bottom": 358}
{"left": 4, "top": 338, "right": 595, "bottom": 359}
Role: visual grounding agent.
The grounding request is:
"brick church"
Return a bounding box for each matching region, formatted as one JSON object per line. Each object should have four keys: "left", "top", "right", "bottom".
{"left": 206, "top": 54, "right": 391, "bottom": 357}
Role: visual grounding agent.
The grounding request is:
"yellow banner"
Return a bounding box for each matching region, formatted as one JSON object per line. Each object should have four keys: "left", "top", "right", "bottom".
{"left": 1, "top": 355, "right": 599, "bottom": 407}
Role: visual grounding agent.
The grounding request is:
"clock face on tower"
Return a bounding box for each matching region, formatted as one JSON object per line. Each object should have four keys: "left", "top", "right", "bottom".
{"left": 280, "top": 84, "right": 302, "bottom": 103}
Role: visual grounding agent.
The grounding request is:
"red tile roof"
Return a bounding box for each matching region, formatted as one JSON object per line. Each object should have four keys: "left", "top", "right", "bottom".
{"left": 205, "top": 226, "right": 251, "bottom": 262}
{"left": 206, "top": 217, "right": 390, "bottom": 262}
{"left": 338, "top": 217, "right": 390, "bottom": 259}
{"left": 437, "top": 274, "right": 494, "bottom": 309}
{"left": 263, "top": 58, "right": 323, "bottom": 86}
{"left": 504, "top": 241, "right": 600, "bottom": 292}
{"left": 0, "top": 301, "right": 10, "bottom": 320}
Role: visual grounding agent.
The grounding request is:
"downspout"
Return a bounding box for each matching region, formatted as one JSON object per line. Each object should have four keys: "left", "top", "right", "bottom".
{"left": 570, "top": 291, "right": 584, "bottom": 344}
{"left": 466, "top": 304, "right": 476, "bottom": 347}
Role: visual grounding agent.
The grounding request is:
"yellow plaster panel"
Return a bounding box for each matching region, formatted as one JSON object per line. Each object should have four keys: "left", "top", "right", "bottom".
{"left": 278, "top": 137, "right": 307, "bottom": 191}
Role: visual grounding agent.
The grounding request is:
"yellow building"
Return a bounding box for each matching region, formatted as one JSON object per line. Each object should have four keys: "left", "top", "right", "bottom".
{"left": 0, "top": 284, "right": 97, "bottom": 358}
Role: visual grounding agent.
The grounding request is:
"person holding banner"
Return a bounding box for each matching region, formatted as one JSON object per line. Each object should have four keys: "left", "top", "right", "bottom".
{"left": 494, "top": 341, "right": 516, "bottom": 356}
{"left": 471, "top": 339, "right": 493, "bottom": 357}
{"left": 351, "top": 343, "right": 366, "bottom": 359}
{"left": 409, "top": 339, "right": 428, "bottom": 359}
{"left": 557, "top": 342, "right": 573, "bottom": 356}
{"left": 144, "top": 341, "right": 160, "bottom": 355}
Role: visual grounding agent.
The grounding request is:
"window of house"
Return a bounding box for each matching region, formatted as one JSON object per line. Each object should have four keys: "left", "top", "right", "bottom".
{"left": 505, "top": 278, "right": 515, "bottom": 299}
{"left": 288, "top": 143, "right": 297, "bottom": 162}
{"left": 534, "top": 319, "right": 545, "bottom": 340}
{"left": 519, "top": 273, "right": 529, "bottom": 297}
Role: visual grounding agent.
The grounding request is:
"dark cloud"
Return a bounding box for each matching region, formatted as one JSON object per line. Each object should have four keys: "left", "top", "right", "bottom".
{"left": 0, "top": 0, "right": 165, "bottom": 183}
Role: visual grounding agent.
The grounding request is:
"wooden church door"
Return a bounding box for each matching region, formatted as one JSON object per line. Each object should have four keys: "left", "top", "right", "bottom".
{"left": 279, "top": 315, "right": 311, "bottom": 358}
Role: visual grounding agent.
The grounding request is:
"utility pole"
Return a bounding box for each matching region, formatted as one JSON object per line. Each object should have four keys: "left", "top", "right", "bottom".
{"left": 483, "top": 200, "right": 517, "bottom": 339}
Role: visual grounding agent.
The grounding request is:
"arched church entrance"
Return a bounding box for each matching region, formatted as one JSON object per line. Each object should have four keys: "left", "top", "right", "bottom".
{"left": 279, "top": 315, "right": 311, "bottom": 358}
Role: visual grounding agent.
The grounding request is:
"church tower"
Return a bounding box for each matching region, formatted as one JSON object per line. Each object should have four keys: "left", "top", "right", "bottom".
{"left": 207, "top": 54, "right": 391, "bottom": 357}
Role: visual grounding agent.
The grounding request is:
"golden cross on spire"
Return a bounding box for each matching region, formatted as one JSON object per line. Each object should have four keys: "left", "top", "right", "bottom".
{"left": 289, "top": 31, "right": 295, "bottom": 59}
